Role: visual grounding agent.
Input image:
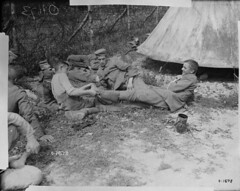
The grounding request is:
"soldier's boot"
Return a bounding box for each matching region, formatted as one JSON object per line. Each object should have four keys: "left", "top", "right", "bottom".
{"left": 96, "top": 104, "right": 122, "bottom": 112}
{"left": 65, "top": 108, "right": 100, "bottom": 121}
{"left": 98, "top": 90, "right": 120, "bottom": 103}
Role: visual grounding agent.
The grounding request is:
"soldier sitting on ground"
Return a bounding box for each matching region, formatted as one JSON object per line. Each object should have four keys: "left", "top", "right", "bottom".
{"left": 50, "top": 57, "right": 120, "bottom": 120}
{"left": 98, "top": 59, "right": 199, "bottom": 112}
{"left": 1, "top": 112, "right": 42, "bottom": 190}
{"left": 8, "top": 65, "right": 54, "bottom": 143}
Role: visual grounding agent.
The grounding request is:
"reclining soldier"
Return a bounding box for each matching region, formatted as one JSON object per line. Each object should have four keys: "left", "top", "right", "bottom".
{"left": 67, "top": 49, "right": 101, "bottom": 73}
{"left": 67, "top": 54, "right": 99, "bottom": 88}
{"left": 95, "top": 48, "right": 139, "bottom": 91}
{"left": 98, "top": 59, "right": 199, "bottom": 112}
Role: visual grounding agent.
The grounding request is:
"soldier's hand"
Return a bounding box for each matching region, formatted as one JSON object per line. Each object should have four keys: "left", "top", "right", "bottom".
{"left": 127, "top": 78, "right": 134, "bottom": 90}
{"left": 39, "top": 135, "right": 55, "bottom": 143}
{"left": 127, "top": 83, "right": 133, "bottom": 90}
{"left": 96, "top": 75, "right": 100, "bottom": 82}
{"left": 89, "top": 89, "right": 97, "bottom": 96}
{"left": 26, "top": 137, "right": 40, "bottom": 154}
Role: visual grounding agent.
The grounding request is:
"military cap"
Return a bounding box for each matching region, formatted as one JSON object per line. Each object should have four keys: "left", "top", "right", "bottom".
{"left": 67, "top": 55, "right": 89, "bottom": 68}
{"left": 94, "top": 48, "right": 106, "bottom": 57}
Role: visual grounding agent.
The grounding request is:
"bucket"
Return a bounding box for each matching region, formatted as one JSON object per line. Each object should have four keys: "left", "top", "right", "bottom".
{"left": 175, "top": 113, "right": 188, "bottom": 133}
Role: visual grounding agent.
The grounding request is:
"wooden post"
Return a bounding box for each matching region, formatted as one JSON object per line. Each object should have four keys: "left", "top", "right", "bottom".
{"left": 10, "top": 2, "right": 17, "bottom": 51}
{"left": 88, "top": 5, "right": 94, "bottom": 49}
{"left": 127, "top": 5, "right": 130, "bottom": 31}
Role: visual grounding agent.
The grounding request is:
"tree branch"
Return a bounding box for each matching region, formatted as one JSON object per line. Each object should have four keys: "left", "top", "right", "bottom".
{"left": 108, "top": 8, "right": 127, "bottom": 32}
{"left": 143, "top": 7, "right": 157, "bottom": 25}
{"left": 68, "top": 12, "right": 89, "bottom": 43}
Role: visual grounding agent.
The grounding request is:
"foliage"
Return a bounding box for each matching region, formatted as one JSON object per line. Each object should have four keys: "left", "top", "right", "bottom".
{"left": 2, "top": 1, "right": 168, "bottom": 75}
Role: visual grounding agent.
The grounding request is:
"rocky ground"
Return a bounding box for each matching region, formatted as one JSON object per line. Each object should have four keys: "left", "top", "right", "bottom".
{"left": 10, "top": 58, "right": 239, "bottom": 190}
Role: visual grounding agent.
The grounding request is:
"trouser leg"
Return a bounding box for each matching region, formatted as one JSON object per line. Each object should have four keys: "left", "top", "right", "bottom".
{"left": 98, "top": 90, "right": 120, "bottom": 103}
{"left": 64, "top": 97, "right": 121, "bottom": 120}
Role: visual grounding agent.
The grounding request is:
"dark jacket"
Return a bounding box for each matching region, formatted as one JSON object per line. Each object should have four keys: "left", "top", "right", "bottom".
{"left": 97, "top": 56, "right": 139, "bottom": 90}
{"left": 8, "top": 81, "right": 44, "bottom": 139}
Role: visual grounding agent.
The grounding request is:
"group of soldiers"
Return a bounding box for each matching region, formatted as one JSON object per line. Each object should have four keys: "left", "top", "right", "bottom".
{"left": 2, "top": 48, "right": 199, "bottom": 190}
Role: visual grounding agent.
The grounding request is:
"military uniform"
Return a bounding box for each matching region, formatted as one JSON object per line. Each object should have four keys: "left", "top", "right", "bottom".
{"left": 100, "top": 73, "right": 198, "bottom": 112}
{"left": 8, "top": 81, "right": 45, "bottom": 139}
{"left": 97, "top": 55, "right": 139, "bottom": 90}
{"left": 67, "top": 55, "right": 98, "bottom": 88}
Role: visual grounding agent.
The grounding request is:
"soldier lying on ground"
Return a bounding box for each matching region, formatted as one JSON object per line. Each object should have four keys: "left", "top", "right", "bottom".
{"left": 50, "top": 57, "right": 120, "bottom": 120}
{"left": 95, "top": 48, "right": 139, "bottom": 90}
{"left": 8, "top": 65, "right": 54, "bottom": 143}
{"left": 1, "top": 112, "right": 42, "bottom": 190}
{"left": 67, "top": 55, "right": 99, "bottom": 88}
{"left": 98, "top": 59, "right": 199, "bottom": 112}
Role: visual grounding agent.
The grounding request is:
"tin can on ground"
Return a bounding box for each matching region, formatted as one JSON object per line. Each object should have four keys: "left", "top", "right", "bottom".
{"left": 175, "top": 113, "right": 188, "bottom": 133}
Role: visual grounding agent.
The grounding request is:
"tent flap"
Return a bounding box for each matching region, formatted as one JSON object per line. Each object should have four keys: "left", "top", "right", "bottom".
{"left": 137, "top": 1, "right": 240, "bottom": 68}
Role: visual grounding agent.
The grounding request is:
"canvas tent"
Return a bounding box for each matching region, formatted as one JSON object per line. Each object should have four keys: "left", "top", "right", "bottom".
{"left": 137, "top": 0, "right": 240, "bottom": 68}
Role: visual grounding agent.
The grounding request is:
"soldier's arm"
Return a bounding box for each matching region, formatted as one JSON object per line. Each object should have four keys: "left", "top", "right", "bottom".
{"left": 61, "top": 73, "right": 96, "bottom": 97}
{"left": 68, "top": 70, "right": 97, "bottom": 83}
{"left": 127, "top": 66, "right": 140, "bottom": 78}
{"left": 115, "top": 58, "right": 130, "bottom": 71}
{"left": 167, "top": 78, "right": 194, "bottom": 92}
{"left": 8, "top": 112, "right": 40, "bottom": 154}
{"left": 8, "top": 112, "right": 34, "bottom": 140}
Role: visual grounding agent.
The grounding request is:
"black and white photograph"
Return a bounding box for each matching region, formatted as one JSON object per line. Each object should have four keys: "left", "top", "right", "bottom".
{"left": 0, "top": 0, "right": 239, "bottom": 190}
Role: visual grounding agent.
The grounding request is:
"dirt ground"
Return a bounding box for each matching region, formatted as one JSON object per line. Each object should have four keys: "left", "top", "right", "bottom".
{"left": 11, "top": 61, "right": 239, "bottom": 190}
